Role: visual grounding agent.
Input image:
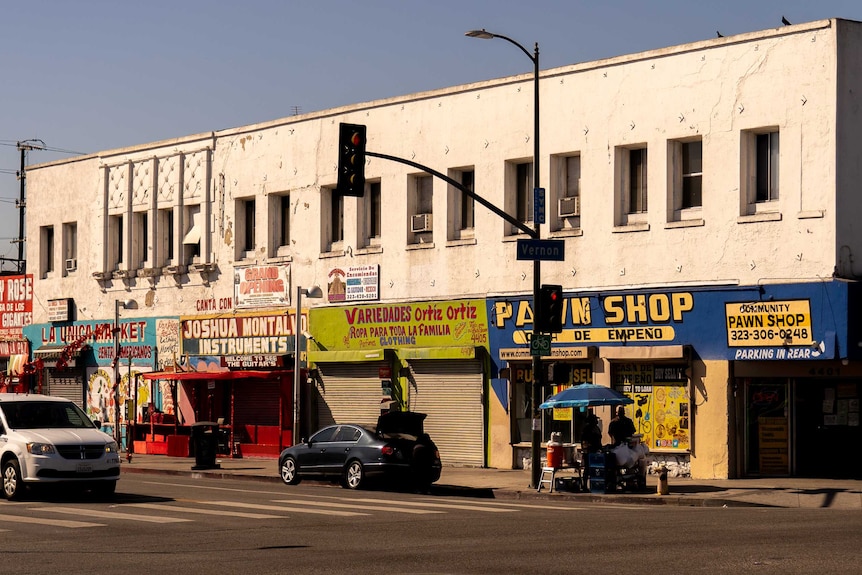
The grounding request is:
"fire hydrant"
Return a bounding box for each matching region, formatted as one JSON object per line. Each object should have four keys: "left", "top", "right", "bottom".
{"left": 657, "top": 465, "right": 669, "bottom": 495}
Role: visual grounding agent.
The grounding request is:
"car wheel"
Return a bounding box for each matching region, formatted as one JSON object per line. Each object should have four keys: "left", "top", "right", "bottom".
{"left": 2, "top": 458, "right": 24, "bottom": 501}
{"left": 280, "top": 457, "right": 301, "bottom": 485}
{"left": 343, "top": 460, "right": 365, "bottom": 490}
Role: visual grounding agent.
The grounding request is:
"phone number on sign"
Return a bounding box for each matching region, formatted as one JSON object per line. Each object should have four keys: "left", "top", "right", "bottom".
{"left": 728, "top": 327, "right": 809, "bottom": 343}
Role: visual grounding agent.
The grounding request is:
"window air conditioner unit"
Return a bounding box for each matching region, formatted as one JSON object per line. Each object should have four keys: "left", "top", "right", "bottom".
{"left": 559, "top": 196, "right": 580, "bottom": 217}
{"left": 64, "top": 258, "right": 77, "bottom": 272}
{"left": 411, "top": 213, "right": 433, "bottom": 233}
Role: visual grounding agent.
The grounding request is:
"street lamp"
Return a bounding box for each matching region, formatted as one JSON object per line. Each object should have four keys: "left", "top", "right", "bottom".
{"left": 467, "top": 28, "right": 544, "bottom": 488}
{"left": 113, "top": 298, "right": 137, "bottom": 444}
{"left": 293, "top": 285, "right": 323, "bottom": 445}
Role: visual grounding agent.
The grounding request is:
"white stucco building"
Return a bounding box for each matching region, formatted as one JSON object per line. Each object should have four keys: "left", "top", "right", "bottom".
{"left": 17, "top": 18, "right": 862, "bottom": 478}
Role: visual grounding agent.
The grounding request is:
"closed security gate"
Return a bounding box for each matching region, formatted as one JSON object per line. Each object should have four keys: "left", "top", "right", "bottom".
{"left": 234, "top": 379, "right": 280, "bottom": 426}
{"left": 45, "top": 369, "right": 85, "bottom": 408}
{"left": 314, "top": 362, "right": 387, "bottom": 429}
{"left": 408, "top": 359, "right": 484, "bottom": 467}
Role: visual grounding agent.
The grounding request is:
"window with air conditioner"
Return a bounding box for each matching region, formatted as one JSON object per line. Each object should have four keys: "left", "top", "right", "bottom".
{"left": 411, "top": 213, "right": 433, "bottom": 233}
{"left": 409, "top": 174, "right": 433, "bottom": 244}
{"left": 62, "top": 222, "right": 77, "bottom": 276}
{"left": 558, "top": 196, "right": 580, "bottom": 217}
{"left": 552, "top": 155, "right": 581, "bottom": 232}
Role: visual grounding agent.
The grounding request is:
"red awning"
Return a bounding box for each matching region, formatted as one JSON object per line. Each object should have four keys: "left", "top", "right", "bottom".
{"left": 141, "top": 370, "right": 290, "bottom": 381}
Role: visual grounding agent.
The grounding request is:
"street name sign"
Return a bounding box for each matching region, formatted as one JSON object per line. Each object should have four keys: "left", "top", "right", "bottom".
{"left": 534, "top": 187, "right": 545, "bottom": 224}
{"left": 516, "top": 239, "right": 565, "bottom": 261}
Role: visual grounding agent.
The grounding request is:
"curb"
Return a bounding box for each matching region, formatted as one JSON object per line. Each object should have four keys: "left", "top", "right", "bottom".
{"left": 120, "top": 466, "right": 769, "bottom": 508}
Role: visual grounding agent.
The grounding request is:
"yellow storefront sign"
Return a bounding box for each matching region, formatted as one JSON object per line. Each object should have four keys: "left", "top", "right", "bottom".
{"left": 725, "top": 300, "right": 813, "bottom": 347}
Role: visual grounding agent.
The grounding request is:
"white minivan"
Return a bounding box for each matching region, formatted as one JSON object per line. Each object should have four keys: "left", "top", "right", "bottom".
{"left": 0, "top": 393, "right": 121, "bottom": 500}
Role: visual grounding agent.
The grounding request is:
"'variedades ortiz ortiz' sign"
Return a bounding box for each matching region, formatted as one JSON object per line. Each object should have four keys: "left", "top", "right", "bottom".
{"left": 312, "top": 300, "right": 489, "bottom": 352}
{"left": 725, "top": 300, "right": 816, "bottom": 360}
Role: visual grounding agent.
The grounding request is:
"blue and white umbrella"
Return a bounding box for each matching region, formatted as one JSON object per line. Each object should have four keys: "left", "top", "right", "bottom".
{"left": 539, "top": 383, "right": 634, "bottom": 409}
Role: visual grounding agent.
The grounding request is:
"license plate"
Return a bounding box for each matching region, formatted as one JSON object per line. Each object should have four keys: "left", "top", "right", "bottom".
{"left": 76, "top": 463, "right": 92, "bottom": 474}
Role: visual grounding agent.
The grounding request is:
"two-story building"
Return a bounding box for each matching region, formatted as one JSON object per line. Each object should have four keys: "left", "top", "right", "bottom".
{"left": 21, "top": 18, "right": 862, "bottom": 478}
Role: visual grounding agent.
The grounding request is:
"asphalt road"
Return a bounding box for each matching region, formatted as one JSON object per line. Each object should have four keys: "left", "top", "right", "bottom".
{"left": 2, "top": 476, "right": 861, "bottom": 575}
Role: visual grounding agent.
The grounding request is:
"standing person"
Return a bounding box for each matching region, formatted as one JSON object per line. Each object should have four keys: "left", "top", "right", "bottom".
{"left": 581, "top": 409, "right": 603, "bottom": 453}
{"left": 608, "top": 406, "right": 636, "bottom": 446}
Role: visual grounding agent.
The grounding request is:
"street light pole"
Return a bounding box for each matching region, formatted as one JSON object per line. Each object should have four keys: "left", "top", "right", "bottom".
{"left": 292, "top": 285, "right": 322, "bottom": 445}
{"left": 467, "top": 29, "right": 543, "bottom": 488}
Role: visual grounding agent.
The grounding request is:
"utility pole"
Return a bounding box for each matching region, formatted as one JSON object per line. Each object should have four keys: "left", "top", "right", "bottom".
{"left": 15, "top": 140, "right": 46, "bottom": 274}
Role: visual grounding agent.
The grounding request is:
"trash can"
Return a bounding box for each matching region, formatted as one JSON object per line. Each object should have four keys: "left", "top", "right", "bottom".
{"left": 191, "top": 421, "right": 221, "bottom": 470}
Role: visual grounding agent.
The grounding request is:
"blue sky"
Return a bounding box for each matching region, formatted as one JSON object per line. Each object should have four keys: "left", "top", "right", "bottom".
{"left": 2, "top": 0, "right": 860, "bottom": 271}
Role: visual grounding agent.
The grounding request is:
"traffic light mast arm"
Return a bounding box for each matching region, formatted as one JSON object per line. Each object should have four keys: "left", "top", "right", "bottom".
{"left": 365, "top": 150, "right": 538, "bottom": 239}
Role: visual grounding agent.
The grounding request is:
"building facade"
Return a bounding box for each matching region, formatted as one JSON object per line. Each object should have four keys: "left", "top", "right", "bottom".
{"left": 22, "top": 19, "right": 862, "bottom": 478}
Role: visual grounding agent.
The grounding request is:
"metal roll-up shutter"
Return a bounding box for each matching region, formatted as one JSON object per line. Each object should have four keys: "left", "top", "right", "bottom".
{"left": 45, "top": 369, "right": 85, "bottom": 408}
{"left": 234, "top": 379, "right": 280, "bottom": 426}
{"left": 314, "top": 362, "right": 386, "bottom": 428}
{"left": 408, "top": 359, "right": 484, "bottom": 467}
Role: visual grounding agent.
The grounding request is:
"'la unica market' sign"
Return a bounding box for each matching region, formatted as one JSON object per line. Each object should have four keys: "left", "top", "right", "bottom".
{"left": 486, "top": 283, "right": 847, "bottom": 362}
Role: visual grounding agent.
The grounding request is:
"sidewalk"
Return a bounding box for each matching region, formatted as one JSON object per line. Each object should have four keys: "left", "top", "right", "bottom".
{"left": 120, "top": 453, "right": 862, "bottom": 509}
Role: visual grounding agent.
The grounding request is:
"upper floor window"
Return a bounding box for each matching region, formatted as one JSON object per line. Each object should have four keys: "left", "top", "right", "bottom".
{"left": 158, "top": 208, "right": 174, "bottom": 265}
{"left": 322, "top": 187, "right": 344, "bottom": 253}
{"left": 516, "top": 162, "right": 534, "bottom": 225}
{"left": 756, "top": 132, "right": 779, "bottom": 202}
{"left": 40, "top": 226, "right": 55, "bottom": 278}
{"left": 236, "top": 198, "right": 255, "bottom": 258}
{"left": 628, "top": 148, "right": 648, "bottom": 214}
{"left": 182, "top": 204, "right": 202, "bottom": 264}
{"left": 360, "top": 181, "right": 381, "bottom": 247}
{"left": 448, "top": 168, "right": 475, "bottom": 241}
{"left": 267, "top": 193, "right": 291, "bottom": 258}
{"left": 132, "top": 211, "right": 149, "bottom": 268}
{"left": 669, "top": 139, "right": 702, "bottom": 222}
{"left": 742, "top": 129, "right": 779, "bottom": 214}
{"left": 110, "top": 215, "right": 124, "bottom": 269}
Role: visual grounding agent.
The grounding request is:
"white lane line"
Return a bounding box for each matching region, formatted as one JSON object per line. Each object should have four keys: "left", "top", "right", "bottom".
{"left": 0, "top": 514, "right": 103, "bottom": 528}
{"left": 347, "top": 497, "right": 517, "bottom": 513}
{"left": 126, "top": 503, "right": 282, "bottom": 519}
{"left": 271, "top": 499, "right": 444, "bottom": 514}
{"left": 202, "top": 500, "right": 367, "bottom": 517}
{"left": 39, "top": 507, "right": 192, "bottom": 523}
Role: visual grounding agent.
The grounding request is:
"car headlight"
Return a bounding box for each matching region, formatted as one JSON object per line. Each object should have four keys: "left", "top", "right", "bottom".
{"left": 105, "top": 441, "right": 119, "bottom": 454}
{"left": 27, "top": 442, "right": 56, "bottom": 455}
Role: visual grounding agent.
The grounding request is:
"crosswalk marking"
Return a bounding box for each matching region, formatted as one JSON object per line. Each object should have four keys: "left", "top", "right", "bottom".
{"left": 0, "top": 514, "right": 103, "bottom": 528}
{"left": 126, "top": 503, "right": 282, "bottom": 519}
{"left": 39, "top": 507, "right": 192, "bottom": 524}
{"left": 272, "top": 499, "right": 444, "bottom": 514}
{"left": 347, "top": 497, "right": 517, "bottom": 513}
{"left": 202, "top": 500, "right": 368, "bottom": 517}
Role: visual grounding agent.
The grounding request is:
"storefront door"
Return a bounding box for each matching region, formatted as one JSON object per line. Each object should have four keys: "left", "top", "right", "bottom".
{"left": 744, "top": 379, "right": 790, "bottom": 476}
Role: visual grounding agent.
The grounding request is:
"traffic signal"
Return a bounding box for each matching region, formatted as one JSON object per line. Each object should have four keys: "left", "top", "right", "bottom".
{"left": 536, "top": 284, "right": 564, "bottom": 333}
{"left": 337, "top": 123, "right": 366, "bottom": 197}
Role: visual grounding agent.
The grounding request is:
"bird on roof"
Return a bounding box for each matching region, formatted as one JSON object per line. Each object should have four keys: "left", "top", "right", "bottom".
{"left": 717, "top": 31, "right": 724, "bottom": 38}
{"left": 782, "top": 16, "right": 792, "bottom": 26}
